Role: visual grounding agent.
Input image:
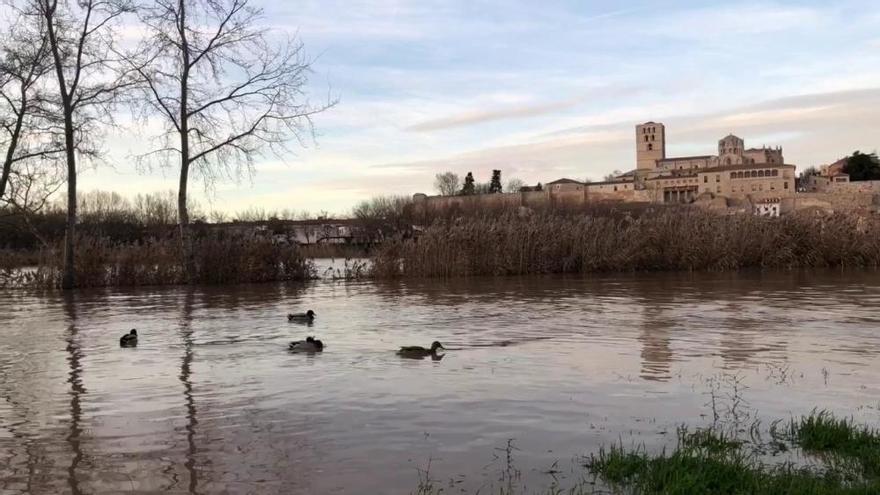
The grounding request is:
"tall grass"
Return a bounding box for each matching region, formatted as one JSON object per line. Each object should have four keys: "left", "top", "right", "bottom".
{"left": 0, "top": 234, "right": 314, "bottom": 289}
{"left": 373, "top": 209, "right": 880, "bottom": 278}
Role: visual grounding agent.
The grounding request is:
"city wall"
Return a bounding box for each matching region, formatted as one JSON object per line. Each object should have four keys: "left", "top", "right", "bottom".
{"left": 414, "top": 187, "right": 880, "bottom": 216}
{"left": 413, "top": 188, "right": 652, "bottom": 214}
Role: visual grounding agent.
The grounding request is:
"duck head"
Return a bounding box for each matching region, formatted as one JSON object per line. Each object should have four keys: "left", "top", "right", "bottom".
{"left": 430, "top": 341, "right": 444, "bottom": 352}
{"left": 130, "top": 329, "right": 138, "bottom": 336}
{"left": 307, "top": 310, "right": 316, "bottom": 318}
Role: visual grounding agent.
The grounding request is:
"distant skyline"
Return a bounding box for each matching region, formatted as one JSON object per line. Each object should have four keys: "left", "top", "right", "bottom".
{"left": 82, "top": 0, "right": 880, "bottom": 215}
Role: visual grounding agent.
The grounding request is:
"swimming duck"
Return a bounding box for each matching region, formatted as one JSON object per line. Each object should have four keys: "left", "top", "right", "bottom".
{"left": 289, "top": 336, "right": 324, "bottom": 353}
{"left": 397, "top": 341, "right": 444, "bottom": 359}
{"left": 119, "top": 329, "right": 138, "bottom": 347}
{"left": 287, "top": 310, "right": 316, "bottom": 323}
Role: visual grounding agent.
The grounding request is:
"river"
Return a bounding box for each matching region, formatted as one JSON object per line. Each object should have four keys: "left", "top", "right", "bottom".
{"left": 1, "top": 270, "right": 879, "bottom": 493}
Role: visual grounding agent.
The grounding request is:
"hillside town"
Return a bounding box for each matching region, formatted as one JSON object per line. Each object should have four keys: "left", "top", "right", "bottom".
{"left": 415, "top": 121, "right": 880, "bottom": 217}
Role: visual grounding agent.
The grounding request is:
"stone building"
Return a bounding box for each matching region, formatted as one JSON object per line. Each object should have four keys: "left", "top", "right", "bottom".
{"left": 622, "top": 122, "right": 795, "bottom": 203}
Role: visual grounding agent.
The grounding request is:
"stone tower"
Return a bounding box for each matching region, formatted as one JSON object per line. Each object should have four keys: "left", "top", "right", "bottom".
{"left": 718, "top": 134, "right": 745, "bottom": 165}
{"left": 636, "top": 122, "right": 665, "bottom": 170}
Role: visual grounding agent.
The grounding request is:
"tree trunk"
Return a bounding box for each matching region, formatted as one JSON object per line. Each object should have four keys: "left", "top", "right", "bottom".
{"left": 177, "top": 0, "right": 194, "bottom": 282}
{"left": 61, "top": 108, "right": 77, "bottom": 289}
{"left": 42, "top": 1, "right": 78, "bottom": 290}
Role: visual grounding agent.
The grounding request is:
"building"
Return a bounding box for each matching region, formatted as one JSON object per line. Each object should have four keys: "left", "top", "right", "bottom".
{"left": 623, "top": 122, "right": 796, "bottom": 203}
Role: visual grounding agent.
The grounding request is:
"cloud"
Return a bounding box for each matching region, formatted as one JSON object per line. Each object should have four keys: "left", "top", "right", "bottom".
{"left": 406, "top": 98, "right": 584, "bottom": 132}
{"left": 406, "top": 85, "right": 646, "bottom": 132}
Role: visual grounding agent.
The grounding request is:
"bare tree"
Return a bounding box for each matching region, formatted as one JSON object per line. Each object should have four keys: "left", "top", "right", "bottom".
{"left": 0, "top": 13, "right": 61, "bottom": 205}
{"left": 28, "top": 0, "right": 136, "bottom": 288}
{"left": 603, "top": 169, "right": 622, "bottom": 182}
{"left": 433, "top": 171, "right": 460, "bottom": 196}
{"left": 129, "top": 0, "right": 334, "bottom": 279}
{"left": 506, "top": 178, "right": 524, "bottom": 193}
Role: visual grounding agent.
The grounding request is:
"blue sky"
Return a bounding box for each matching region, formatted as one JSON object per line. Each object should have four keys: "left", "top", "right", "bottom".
{"left": 83, "top": 0, "right": 880, "bottom": 215}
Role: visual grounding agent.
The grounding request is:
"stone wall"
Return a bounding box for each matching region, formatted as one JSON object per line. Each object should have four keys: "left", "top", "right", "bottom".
{"left": 791, "top": 191, "right": 879, "bottom": 212}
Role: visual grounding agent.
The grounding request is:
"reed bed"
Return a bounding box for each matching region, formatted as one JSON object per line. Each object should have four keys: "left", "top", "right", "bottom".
{"left": 373, "top": 209, "right": 880, "bottom": 278}
{"left": 0, "top": 235, "right": 314, "bottom": 289}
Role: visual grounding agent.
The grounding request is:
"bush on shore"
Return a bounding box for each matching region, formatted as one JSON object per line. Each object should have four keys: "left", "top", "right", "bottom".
{"left": 372, "top": 209, "right": 880, "bottom": 278}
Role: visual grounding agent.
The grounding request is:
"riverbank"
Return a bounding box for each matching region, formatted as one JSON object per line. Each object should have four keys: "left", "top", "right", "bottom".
{"left": 4, "top": 207, "right": 880, "bottom": 288}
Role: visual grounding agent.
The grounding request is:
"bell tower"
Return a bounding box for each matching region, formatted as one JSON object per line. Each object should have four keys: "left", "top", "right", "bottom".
{"left": 636, "top": 122, "right": 665, "bottom": 170}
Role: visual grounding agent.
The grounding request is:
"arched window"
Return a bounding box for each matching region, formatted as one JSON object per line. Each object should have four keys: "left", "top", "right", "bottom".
{"left": 648, "top": 143, "right": 653, "bottom": 150}
{"left": 736, "top": 172, "right": 744, "bottom": 179}
{"left": 645, "top": 135, "right": 649, "bottom": 142}
{"left": 772, "top": 169, "right": 778, "bottom": 176}
{"left": 730, "top": 172, "right": 735, "bottom": 179}
{"left": 725, "top": 157, "right": 732, "bottom": 165}
{"left": 758, "top": 170, "right": 765, "bottom": 177}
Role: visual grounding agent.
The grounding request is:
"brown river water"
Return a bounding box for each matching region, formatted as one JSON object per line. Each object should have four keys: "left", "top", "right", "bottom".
{"left": 1, "top": 270, "right": 879, "bottom": 494}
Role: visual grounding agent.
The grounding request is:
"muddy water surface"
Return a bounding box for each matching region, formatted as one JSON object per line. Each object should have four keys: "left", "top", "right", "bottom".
{"left": 1, "top": 271, "right": 879, "bottom": 493}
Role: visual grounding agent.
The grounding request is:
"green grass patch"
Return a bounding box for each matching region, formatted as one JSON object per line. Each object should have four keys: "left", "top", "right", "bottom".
{"left": 586, "top": 443, "right": 878, "bottom": 495}
{"left": 412, "top": 413, "right": 880, "bottom": 494}
{"left": 780, "top": 410, "right": 880, "bottom": 478}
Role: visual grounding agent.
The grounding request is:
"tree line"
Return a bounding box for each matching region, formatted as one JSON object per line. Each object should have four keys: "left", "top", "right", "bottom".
{"left": 0, "top": 0, "right": 334, "bottom": 288}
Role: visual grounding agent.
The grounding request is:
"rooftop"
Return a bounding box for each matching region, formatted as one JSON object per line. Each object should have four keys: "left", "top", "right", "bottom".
{"left": 658, "top": 155, "right": 715, "bottom": 162}
{"left": 546, "top": 178, "right": 583, "bottom": 185}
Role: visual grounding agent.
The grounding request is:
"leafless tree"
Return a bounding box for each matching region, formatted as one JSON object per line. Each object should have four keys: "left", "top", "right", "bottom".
{"left": 28, "top": 0, "right": 137, "bottom": 288}
{"left": 506, "top": 178, "right": 524, "bottom": 193}
{"left": 0, "top": 12, "right": 62, "bottom": 206}
{"left": 433, "top": 171, "right": 460, "bottom": 196}
{"left": 603, "top": 170, "right": 622, "bottom": 182}
{"left": 129, "top": 0, "right": 335, "bottom": 279}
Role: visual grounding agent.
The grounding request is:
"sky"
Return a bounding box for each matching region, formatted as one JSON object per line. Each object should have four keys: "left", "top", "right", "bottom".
{"left": 79, "top": 0, "right": 880, "bottom": 216}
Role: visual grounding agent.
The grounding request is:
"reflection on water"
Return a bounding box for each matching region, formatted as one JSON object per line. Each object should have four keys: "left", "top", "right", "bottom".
{"left": 2, "top": 271, "right": 880, "bottom": 493}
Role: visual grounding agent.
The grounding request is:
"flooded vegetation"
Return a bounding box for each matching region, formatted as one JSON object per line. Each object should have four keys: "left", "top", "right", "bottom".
{"left": 372, "top": 210, "right": 880, "bottom": 278}
{"left": 1, "top": 271, "right": 879, "bottom": 493}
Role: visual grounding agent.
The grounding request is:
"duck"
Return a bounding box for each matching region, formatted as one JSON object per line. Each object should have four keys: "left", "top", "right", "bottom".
{"left": 287, "top": 310, "right": 316, "bottom": 323}
{"left": 119, "top": 329, "right": 138, "bottom": 347}
{"left": 397, "top": 341, "right": 445, "bottom": 359}
{"left": 289, "top": 336, "right": 324, "bottom": 353}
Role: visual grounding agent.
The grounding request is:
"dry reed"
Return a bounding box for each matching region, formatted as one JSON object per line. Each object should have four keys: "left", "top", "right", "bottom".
{"left": 371, "top": 209, "right": 880, "bottom": 278}
{"left": 1, "top": 235, "right": 314, "bottom": 288}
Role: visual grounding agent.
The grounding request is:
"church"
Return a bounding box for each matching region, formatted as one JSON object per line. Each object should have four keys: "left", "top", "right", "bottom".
{"left": 599, "top": 122, "right": 796, "bottom": 203}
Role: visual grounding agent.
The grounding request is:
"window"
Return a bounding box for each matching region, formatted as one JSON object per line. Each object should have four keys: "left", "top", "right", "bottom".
{"left": 614, "top": 186, "right": 618, "bottom": 191}
{"left": 772, "top": 169, "right": 778, "bottom": 176}
{"left": 784, "top": 182, "right": 789, "bottom": 190}
{"left": 730, "top": 172, "right": 735, "bottom": 179}
{"left": 716, "top": 174, "right": 720, "bottom": 182}
{"left": 717, "top": 186, "right": 721, "bottom": 193}
{"left": 651, "top": 135, "right": 655, "bottom": 141}
{"left": 770, "top": 183, "right": 775, "bottom": 190}
{"left": 645, "top": 135, "right": 649, "bottom": 142}
{"left": 703, "top": 176, "right": 708, "bottom": 183}
{"left": 648, "top": 143, "right": 653, "bottom": 150}
{"left": 758, "top": 170, "right": 765, "bottom": 177}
